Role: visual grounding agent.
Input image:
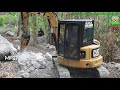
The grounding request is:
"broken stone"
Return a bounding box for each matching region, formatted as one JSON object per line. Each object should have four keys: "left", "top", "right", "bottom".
{"left": 49, "top": 45, "right": 56, "bottom": 50}
{"left": 16, "top": 70, "right": 26, "bottom": 76}
{"left": 13, "top": 76, "right": 22, "bottom": 78}
{"left": 5, "top": 31, "right": 14, "bottom": 37}
{"left": 32, "top": 61, "right": 40, "bottom": 69}
{"left": 21, "top": 72, "right": 30, "bottom": 78}
{"left": 14, "top": 51, "right": 57, "bottom": 78}
{"left": 30, "top": 69, "right": 40, "bottom": 78}
{"left": 114, "top": 63, "right": 120, "bottom": 69}
{"left": 26, "top": 66, "right": 35, "bottom": 73}
{"left": 45, "top": 44, "right": 50, "bottom": 48}
{"left": 14, "top": 45, "right": 20, "bottom": 52}
{"left": 39, "top": 63, "right": 47, "bottom": 69}
{"left": 14, "top": 39, "right": 20, "bottom": 43}
{"left": 45, "top": 53, "right": 52, "bottom": 61}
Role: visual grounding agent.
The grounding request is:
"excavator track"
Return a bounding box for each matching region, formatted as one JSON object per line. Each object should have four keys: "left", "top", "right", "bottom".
{"left": 52, "top": 57, "right": 71, "bottom": 78}
{"left": 67, "top": 65, "right": 110, "bottom": 78}
{"left": 52, "top": 57, "right": 110, "bottom": 78}
{"left": 51, "top": 54, "right": 110, "bottom": 78}
{"left": 45, "top": 53, "right": 70, "bottom": 78}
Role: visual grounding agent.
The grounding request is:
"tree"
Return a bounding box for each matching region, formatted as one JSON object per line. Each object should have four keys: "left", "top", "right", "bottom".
{"left": 13, "top": 12, "right": 21, "bottom": 40}
{"left": 31, "top": 14, "right": 38, "bottom": 46}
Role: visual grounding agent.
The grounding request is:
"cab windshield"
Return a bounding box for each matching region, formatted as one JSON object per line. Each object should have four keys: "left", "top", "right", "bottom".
{"left": 83, "top": 21, "right": 94, "bottom": 46}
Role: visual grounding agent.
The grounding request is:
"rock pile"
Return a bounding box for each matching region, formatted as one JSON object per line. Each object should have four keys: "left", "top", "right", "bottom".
{"left": 14, "top": 51, "right": 58, "bottom": 78}
{"left": 103, "top": 62, "right": 120, "bottom": 78}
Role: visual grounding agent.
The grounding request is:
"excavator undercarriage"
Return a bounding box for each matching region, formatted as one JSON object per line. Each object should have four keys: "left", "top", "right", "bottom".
{"left": 19, "top": 12, "right": 110, "bottom": 78}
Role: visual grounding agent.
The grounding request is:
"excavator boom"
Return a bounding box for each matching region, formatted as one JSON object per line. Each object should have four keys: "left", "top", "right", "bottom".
{"left": 20, "top": 12, "right": 30, "bottom": 51}
{"left": 20, "top": 12, "right": 58, "bottom": 51}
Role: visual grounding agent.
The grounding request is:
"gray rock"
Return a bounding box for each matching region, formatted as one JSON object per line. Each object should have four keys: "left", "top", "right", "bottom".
{"left": 32, "top": 61, "right": 40, "bottom": 69}
{"left": 5, "top": 31, "right": 14, "bottom": 37}
{"left": 45, "top": 44, "right": 50, "bottom": 48}
{"left": 39, "top": 63, "right": 47, "bottom": 69}
{"left": 16, "top": 70, "right": 26, "bottom": 76}
{"left": 21, "top": 72, "right": 30, "bottom": 78}
{"left": 47, "top": 51, "right": 57, "bottom": 57}
{"left": 45, "top": 44, "right": 56, "bottom": 50}
{"left": 14, "top": 51, "right": 57, "bottom": 78}
{"left": 114, "top": 63, "right": 120, "bottom": 69}
{"left": 44, "top": 53, "right": 52, "bottom": 61}
{"left": 49, "top": 45, "right": 56, "bottom": 50}
{"left": 14, "top": 45, "right": 20, "bottom": 52}
{"left": 30, "top": 69, "right": 41, "bottom": 78}
{"left": 30, "top": 69, "right": 53, "bottom": 78}
{"left": 118, "top": 68, "right": 120, "bottom": 71}
{"left": 0, "top": 35, "right": 17, "bottom": 60}
{"left": 13, "top": 76, "right": 22, "bottom": 78}
{"left": 26, "top": 66, "right": 35, "bottom": 73}
{"left": 14, "top": 40, "right": 20, "bottom": 43}
{"left": 38, "top": 69, "right": 53, "bottom": 78}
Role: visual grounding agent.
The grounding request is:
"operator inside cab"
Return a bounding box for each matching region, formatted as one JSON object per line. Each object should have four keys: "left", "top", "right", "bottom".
{"left": 38, "top": 28, "right": 44, "bottom": 37}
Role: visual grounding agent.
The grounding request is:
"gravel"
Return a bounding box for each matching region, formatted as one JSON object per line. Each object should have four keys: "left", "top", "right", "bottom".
{"left": 103, "top": 62, "right": 120, "bottom": 78}
{"left": 13, "top": 51, "right": 58, "bottom": 78}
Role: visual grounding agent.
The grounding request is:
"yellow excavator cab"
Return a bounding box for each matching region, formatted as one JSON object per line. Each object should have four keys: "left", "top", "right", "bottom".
{"left": 57, "top": 19, "right": 103, "bottom": 68}
{"left": 56, "top": 19, "right": 110, "bottom": 78}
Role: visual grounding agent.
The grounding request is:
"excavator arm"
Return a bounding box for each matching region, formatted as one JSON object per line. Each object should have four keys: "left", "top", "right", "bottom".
{"left": 20, "top": 12, "right": 58, "bottom": 51}
{"left": 20, "top": 12, "right": 30, "bottom": 51}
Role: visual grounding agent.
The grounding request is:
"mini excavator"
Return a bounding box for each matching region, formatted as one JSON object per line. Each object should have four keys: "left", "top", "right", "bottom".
{"left": 19, "top": 12, "right": 110, "bottom": 78}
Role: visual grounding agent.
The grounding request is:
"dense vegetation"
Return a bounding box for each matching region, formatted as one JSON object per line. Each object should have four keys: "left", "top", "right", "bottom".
{"left": 0, "top": 12, "right": 120, "bottom": 62}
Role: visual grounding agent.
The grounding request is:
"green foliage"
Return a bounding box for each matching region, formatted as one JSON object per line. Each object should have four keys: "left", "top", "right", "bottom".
{"left": 29, "top": 15, "right": 46, "bottom": 32}
{"left": 0, "top": 13, "right": 17, "bottom": 27}
{"left": 0, "top": 16, "right": 3, "bottom": 26}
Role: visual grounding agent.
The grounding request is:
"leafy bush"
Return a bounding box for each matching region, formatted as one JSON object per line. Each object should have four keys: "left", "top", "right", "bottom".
{"left": 0, "top": 13, "right": 17, "bottom": 27}
{"left": 0, "top": 16, "right": 3, "bottom": 26}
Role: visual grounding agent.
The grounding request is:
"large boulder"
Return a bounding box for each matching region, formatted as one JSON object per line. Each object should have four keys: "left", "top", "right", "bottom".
{"left": 0, "top": 35, "right": 17, "bottom": 61}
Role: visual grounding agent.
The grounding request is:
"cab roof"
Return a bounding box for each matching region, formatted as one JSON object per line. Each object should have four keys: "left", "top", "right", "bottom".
{"left": 59, "top": 19, "right": 93, "bottom": 23}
